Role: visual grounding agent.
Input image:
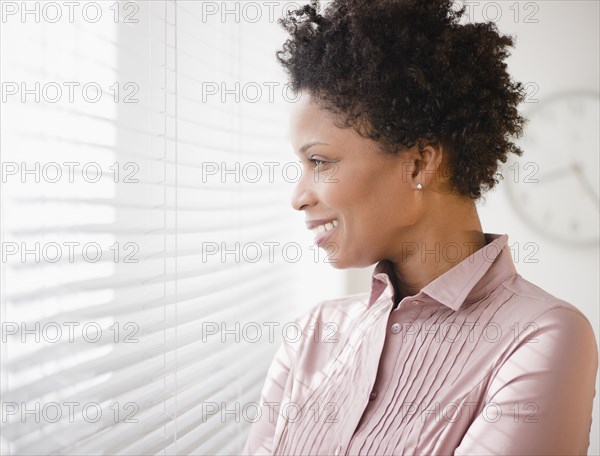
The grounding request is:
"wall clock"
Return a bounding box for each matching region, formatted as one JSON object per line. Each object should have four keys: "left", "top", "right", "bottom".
{"left": 503, "top": 91, "right": 599, "bottom": 246}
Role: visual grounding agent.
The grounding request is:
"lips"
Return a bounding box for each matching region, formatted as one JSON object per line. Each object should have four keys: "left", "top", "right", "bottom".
{"left": 305, "top": 218, "right": 339, "bottom": 230}
{"left": 305, "top": 219, "right": 339, "bottom": 246}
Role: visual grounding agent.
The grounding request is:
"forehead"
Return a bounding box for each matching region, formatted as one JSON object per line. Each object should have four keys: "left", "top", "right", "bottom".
{"left": 289, "top": 92, "right": 327, "bottom": 133}
{"left": 289, "top": 91, "right": 346, "bottom": 152}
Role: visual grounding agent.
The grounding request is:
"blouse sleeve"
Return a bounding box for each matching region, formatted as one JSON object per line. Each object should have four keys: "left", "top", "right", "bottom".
{"left": 241, "top": 324, "right": 299, "bottom": 455}
{"left": 455, "top": 306, "right": 599, "bottom": 456}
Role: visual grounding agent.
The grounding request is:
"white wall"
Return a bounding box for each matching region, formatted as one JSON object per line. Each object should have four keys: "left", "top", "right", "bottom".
{"left": 345, "top": 1, "right": 600, "bottom": 454}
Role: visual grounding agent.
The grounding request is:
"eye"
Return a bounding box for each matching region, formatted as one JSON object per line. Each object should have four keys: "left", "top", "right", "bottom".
{"left": 309, "top": 157, "right": 326, "bottom": 168}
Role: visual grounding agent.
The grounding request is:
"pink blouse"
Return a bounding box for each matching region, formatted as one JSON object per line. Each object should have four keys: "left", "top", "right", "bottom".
{"left": 242, "top": 233, "right": 598, "bottom": 455}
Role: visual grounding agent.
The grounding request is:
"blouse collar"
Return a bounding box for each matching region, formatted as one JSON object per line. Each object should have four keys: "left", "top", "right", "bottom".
{"left": 368, "top": 233, "right": 517, "bottom": 311}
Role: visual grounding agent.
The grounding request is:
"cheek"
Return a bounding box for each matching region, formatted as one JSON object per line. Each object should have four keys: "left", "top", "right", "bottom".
{"left": 318, "top": 171, "right": 359, "bottom": 207}
{"left": 319, "top": 165, "right": 407, "bottom": 225}
{"left": 358, "top": 179, "right": 412, "bottom": 231}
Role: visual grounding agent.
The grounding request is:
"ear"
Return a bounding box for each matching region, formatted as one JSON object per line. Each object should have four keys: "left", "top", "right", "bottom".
{"left": 406, "top": 141, "right": 446, "bottom": 190}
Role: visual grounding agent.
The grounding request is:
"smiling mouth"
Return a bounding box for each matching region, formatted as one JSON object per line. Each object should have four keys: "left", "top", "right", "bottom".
{"left": 311, "top": 220, "right": 339, "bottom": 246}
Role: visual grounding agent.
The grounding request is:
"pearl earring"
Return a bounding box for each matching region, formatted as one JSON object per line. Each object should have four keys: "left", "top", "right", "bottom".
{"left": 416, "top": 183, "right": 423, "bottom": 190}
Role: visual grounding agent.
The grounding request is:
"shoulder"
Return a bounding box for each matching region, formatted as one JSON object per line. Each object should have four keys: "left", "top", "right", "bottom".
{"left": 281, "top": 292, "right": 371, "bottom": 359}
{"left": 290, "top": 291, "right": 371, "bottom": 332}
{"left": 493, "top": 273, "right": 598, "bottom": 369}
{"left": 496, "top": 273, "right": 595, "bottom": 330}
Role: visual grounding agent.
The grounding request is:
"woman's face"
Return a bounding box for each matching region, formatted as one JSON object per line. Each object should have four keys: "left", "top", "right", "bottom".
{"left": 289, "top": 91, "right": 428, "bottom": 268}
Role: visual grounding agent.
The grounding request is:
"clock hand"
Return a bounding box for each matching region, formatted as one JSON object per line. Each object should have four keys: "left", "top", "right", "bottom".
{"left": 572, "top": 162, "right": 600, "bottom": 211}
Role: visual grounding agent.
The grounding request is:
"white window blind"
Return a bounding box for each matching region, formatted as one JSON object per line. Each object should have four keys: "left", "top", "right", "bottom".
{"left": 0, "top": 1, "right": 345, "bottom": 454}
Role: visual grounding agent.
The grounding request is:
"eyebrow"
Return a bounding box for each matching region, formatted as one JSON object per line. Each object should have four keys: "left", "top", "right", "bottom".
{"left": 298, "top": 141, "right": 329, "bottom": 155}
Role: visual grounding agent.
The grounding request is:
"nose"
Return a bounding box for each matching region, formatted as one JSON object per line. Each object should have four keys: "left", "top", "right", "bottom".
{"left": 290, "top": 173, "right": 317, "bottom": 211}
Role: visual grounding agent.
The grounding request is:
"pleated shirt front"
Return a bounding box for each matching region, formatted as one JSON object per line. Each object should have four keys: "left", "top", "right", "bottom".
{"left": 242, "top": 232, "right": 598, "bottom": 455}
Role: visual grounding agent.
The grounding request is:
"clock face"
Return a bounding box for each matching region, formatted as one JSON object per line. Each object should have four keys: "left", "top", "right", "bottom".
{"left": 503, "top": 92, "right": 599, "bottom": 246}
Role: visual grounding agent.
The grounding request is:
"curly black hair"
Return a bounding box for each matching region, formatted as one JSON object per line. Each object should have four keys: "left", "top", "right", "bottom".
{"left": 276, "top": 0, "right": 526, "bottom": 201}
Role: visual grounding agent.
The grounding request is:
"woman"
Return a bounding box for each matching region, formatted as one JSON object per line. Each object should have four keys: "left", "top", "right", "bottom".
{"left": 243, "top": 0, "right": 598, "bottom": 454}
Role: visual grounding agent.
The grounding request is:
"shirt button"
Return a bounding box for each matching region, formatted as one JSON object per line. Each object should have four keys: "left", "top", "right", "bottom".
{"left": 391, "top": 323, "right": 401, "bottom": 334}
{"left": 369, "top": 390, "right": 377, "bottom": 401}
{"left": 334, "top": 444, "right": 341, "bottom": 456}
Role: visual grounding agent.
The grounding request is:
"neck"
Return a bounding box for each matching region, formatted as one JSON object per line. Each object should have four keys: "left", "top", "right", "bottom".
{"left": 389, "top": 199, "right": 487, "bottom": 306}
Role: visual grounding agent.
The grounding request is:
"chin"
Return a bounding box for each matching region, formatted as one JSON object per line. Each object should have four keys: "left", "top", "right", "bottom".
{"left": 320, "top": 245, "right": 346, "bottom": 269}
{"left": 322, "top": 249, "right": 374, "bottom": 270}
{"left": 326, "top": 259, "right": 346, "bottom": 269}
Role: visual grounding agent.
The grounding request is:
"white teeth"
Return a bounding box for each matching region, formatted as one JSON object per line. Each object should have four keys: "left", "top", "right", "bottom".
{"left": 312, "top": 220, "right": 339, "bottom": 233}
